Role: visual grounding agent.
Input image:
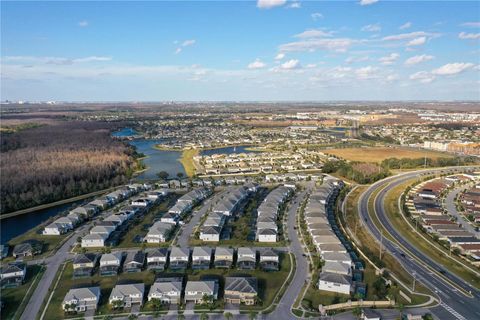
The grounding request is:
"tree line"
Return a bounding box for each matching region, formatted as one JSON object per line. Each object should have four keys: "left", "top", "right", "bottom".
{"left": 1, "top": 121, "right": 141, "bottom": 214}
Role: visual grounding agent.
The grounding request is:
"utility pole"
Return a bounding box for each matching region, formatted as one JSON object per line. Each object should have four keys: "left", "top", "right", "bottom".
{"left": 412, "top": 272, "right": 416, "bottom": 292}
{"left": 379, "top": 231, "right": 383, "bottom": 260}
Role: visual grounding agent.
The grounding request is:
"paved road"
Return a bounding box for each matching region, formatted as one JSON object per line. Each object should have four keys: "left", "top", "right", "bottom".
{"left": 444, "top": 186, "right": 479, "bottom": 238}
{"left": 268, "top": 189, "right": 310, "bottom": 320}
{"left": 358, "top": 166, "right": 480, "bottom": 320}
{"left": 20, "top": 223, "right": 91, "bottom": 320}
{"left": 175, "top": 192, "right": 223, "bottom": 248}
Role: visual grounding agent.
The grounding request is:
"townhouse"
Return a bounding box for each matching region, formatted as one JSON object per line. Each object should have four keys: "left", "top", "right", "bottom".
{"left": 184, "top": 280, "right": 219, "bottom": 304}
{"left": 224, "top": 277, "right": 258, "bottom": 305}
{"left": 148, "top": 278, "right": 183, "bottom": 304}
{"left": 109, "top": 283, "right": 145, "bottom": 308}
{"left": 191, "top": 246, "right": 213, "bottom": 270}
{"left": 62, "top": 287, "right": 101, "bottom": 312}
{"left": 146, "top": 248, "right": 169, "bottom": 271}
{"left": 256, "top": 186, "right": 292, "bottom": 243}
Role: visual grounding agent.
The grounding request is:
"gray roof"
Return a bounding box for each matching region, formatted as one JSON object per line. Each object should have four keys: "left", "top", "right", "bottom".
{"left": 214, "top": 247, "right": 234, "bottom": 257}
{"left": 149, "top": 280, "right": 182, "bottom": 295}
{"left": 64, "top": 287, "right": 100, "bottom": 303}
{"left": 110, "top": 283, "right": 145, "bottom": 298}
{"left": 73, "top": 253, "right": 97, "bottom": 265}
{"left": 146, "top": 248, "right": 168, "bottom": 258}
{"left": 225, "top": 277, "right": 258, "bottom": 294}
{"left": 319, "top": 272, "right": 351, "bottom": 285}
{"left": 170, "top": 247, "right": 190, "bottom": 258}
{"left": 185, "top": 280, "right": 216, "bottom": 293}
{"left": 192, "top": 246, "right": 212, "bottom": 257}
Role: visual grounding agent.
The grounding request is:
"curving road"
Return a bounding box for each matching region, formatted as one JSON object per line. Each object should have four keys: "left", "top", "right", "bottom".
{"left": 358, "top": 166, "right": 480, "bottom": 320}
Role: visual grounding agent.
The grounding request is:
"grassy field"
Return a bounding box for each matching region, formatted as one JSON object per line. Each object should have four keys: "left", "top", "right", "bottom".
{"left": 42, "top": 253, "right": 291, "bottom": 319}
{"left": 381, "top": 180, "right": 480, "bottom": 289}
{"left": 180, "top": 149, "right": 199, "bottom": 177}
{"left": 325, "top": 147, "right": 452, "bottom": 163}
{"left": 1, "top": 265, "right": 45, "bottom": 320}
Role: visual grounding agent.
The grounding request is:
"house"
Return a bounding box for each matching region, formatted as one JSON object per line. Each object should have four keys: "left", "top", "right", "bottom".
{"left": 43, "top": 222, "right": 70, "bottom": 235}
{"left": 145, "top": 221, "right": 175, "bottom": 243}
{"left": 55, "top": 216, "right": 77, "bottom": 229}
{"left": 0, "top": 245, "right": 9, "bottom": 259}
{"left": 131, "top": 197, "right": 152, "bottom": 207}
{"left": 62, "top": 287, "right": 101, "bottom": 312}
{"left": 13, "top": 242, "right": 41, "bottom": 258}
{"left": 73, "top": 253, "right": 98, "bottom": 278}
{"left": 257, "top": 228, "right": 277, "bottom": 243}
{"left": 160, "top": 212, "right": 179, "bottom": 225}
{"left": 82, "top": 233, "right": 108, "bottom": 248}
{"left": 191, "top": 247, "right": 212, "bottom": 270}
{"left": 99, "top": 252, "right": 123, "bottom": 276}
{"left": 70, "top": 205, "right": 97, "bottom": 218}
{"left": 124, "top": 251, "right": 145, "bottom": 272}
{"left": 148, "top": 278, "right": 183, "bottom": 304}
{"left": 214, "top": 247, "right": 234, "bottom": 268}
{"left": 109, "top": 283, "right": 145, "bottom": 308}
{"left": 259, "top": 248, "right": 280, "bottom": 271}
{"left": 1, "top": 262, "right": 26, "bottom": 288}
{"left": 322, "top": 261, "right": 351, "bottom": 276}
{"left": 362, "top": 308, "right": 382, "bottom": 320}
{"left": 90, "top": 198, "right": 110, "bottom": 210}
{"left": 318, "top": 272, "right": 351, "bottom": 295}
{"left": 200, "top": 226, "right": 221, "bottom": 242}
{"left": 146, "top": 248, "right": 169, "bottom": 271}
{"left": 90, "top": 225, "right": 116, "bottom": 236}
{"left": 224, "top": 277, "right": 258, "bottom": 305}
{"left": 237, "top": 247, "right": 256, "bottom": 270}
{"left": 169, "top": 247, "right": 190, "bottom": 271}
{"left": 321, "top": 252, "right": 353, "bottom": 267}
{"left": 184, "top": 280, "right": 218, "bottom": 304}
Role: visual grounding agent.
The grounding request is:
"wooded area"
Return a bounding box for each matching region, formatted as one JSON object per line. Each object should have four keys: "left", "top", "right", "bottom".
{"left": 0, "top": 121, "right": 139, "bottom": 214}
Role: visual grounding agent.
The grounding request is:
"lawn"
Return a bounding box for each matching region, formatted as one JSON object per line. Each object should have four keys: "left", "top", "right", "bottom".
{"left": 115, "top": 195, "right": 179, "bottom": 248}
{"left": 1, "top": 265, "right": 45, "bottom": 320}
{"left": 180, "top": 148, "right": 199, "bottom": 177}
{"left": 43, "top": 252, "right": 291, "bottom": 319}
{"left": 324, "top": 147, "right": 452, "bottom": 163}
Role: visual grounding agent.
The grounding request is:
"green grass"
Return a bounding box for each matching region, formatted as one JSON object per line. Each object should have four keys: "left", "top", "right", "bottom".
{"left": 115, "top": 195, "right": 179, "bottom": 248}
{"left": 42, "top": 252, "right": 291, "bottom": 319}
{"left": 1, "top": 265, "right": 44, "bottom": 320}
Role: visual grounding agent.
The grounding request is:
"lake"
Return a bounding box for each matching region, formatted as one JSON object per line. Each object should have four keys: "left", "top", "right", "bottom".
{"left": 1, "top": 198, "right": 91, "bottom": 244}
{"left": 112, "top": 127, "right": 138, "bottom": 137}
{"left": 129, "top": 139, "right": 185, "bottom": 180}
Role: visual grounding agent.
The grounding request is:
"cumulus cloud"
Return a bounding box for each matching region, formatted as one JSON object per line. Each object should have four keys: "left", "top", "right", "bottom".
{"left": 175, "top": 39, "right": 196, "bottom": 54}
{"left": 382, "top": 31, "right": 432, "bottom": 41}
{"left": 247, "top": 59, "right": 267, "bottom": 69}
{"left": 359, "top": 0, "right": 379, "bottom": 6}
{"left": 386, "top": 74, "right": 399, "bottom": 82}
{"left": 355, "top": 66, "right": 378, "bottom": 79}
{"left": 257, "top": 0, "right": 286, "bottom": 9}
{"left": 345, "top": 56, "right": 369, "bottom": 64}
{"left": 78, "top": 20, "right": 89, "bottom": 27}
{"left": 404, "top": 54, "right": 434, "bottom": 66}
{"left": 281, "top": 59, "right": 301, "bottom": 69}
{"left": 280, "top": 38, "right": 355, "bottom": 53}
{"left": 410, "top": 71, "right": 435, "bottom": 83}
{"left": 379, "top": 53, "right": 399, "bottom": 65}
{"left": 362, "top": 23, "right": 381, "bottom": 32}
{"left": 459, "top": 32, "right": 480, "bottom": 40}
{"left": 432, "top": 62, "right": 474, "bottom": 75}
{"left": 407, "top": 36, "right": 426, "bottom": 46}
{"left": 311, "top": 12, "right": 323, "bottom": 20}
{"left": 399, "top": 22, "right": 412, "bottom": 30}
{"left": 461, "top": 22, "right": 480, "bottom": 28}
{"left": 275, "top": 53, "right": 285, "bottom": 60}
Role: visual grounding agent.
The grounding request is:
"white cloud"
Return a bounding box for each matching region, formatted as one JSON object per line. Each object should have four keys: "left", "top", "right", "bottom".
{"left": 175, "top": 48, "right": 182, "bottom": 54}
{"left": 287, "top": 2, "right": 301, "bottom": 9}
{"left": 362, "top": 23, "right": 381, "bottom": 32}
{"left": 2, "top": 55, "right": 112, "bottom": 65}
{"left": 407, "top": 36, "right": 426, "bottom": 46}
{"left": 281, "top": 59, "right": 301, "bottom": 69}
{"left": 182, "top": 40, "right": 196, "bottom": 47}
{"left": 247, "top": 59, "right": 267, "bottom": 69}
{"left": 257, "top": 0, "right": 286, "bottom": 9}
{"left": 404, "top": 54, "right": 434, "bottom": 66}
{"left": 306, "top": 64, "right": 317, "bottom": 68}
{"left": 379, "top": 53, "right": 399, "bottom": 65}
{"left": 280, "top": 38, "right": 355, "bottom": 53}
{"left": 382, "top": 31, "right": 432, "bottom": 41}
{"left": 311, "top": 12, "right": 323, "bottom": 20}
{"left": 399, "top": 22, "right": 412, "bottom": 30}
{"left": 359, "top": 0, "right": 379, "bottom": 6}
{"left": 275, "top": 53, "right": 285, "bottom": 60}
{"left": 410, "top": 71, "right": 435, "bottom": 83}
{"left": 355, "top": 66, "right": 378, "bottom": 79}
{"left": 294, "top": 29, "right": 333, "bottom": 39}
{"left": 461, "top": 22, "right": 480, "bottom": 28}
{"left": 432, "top": 62, "right": 474, "bottom": 75}
{"left": 459, "top": 32, "right": 480, "bottom": 40}
{"left": 78, "top": 20, "right": 89, "bottom": 27}
{"left": 345, "top": 56, "right": 369, "bottom": 64}
{"left": 386, "top": 74, "right": 399, "bottom": 82}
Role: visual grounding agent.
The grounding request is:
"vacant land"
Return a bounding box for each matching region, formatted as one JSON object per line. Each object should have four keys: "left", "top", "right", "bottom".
{"left": 180, "top": 148, "right": 199, "bottom": 177}
{"left": 325, "top": 147, "right": 452, "bottom": 163}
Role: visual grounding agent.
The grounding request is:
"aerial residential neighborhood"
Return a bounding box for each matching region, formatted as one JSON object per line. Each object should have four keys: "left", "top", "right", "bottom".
{"left": 1, "top": 1, "right": 480, "bottom": 320}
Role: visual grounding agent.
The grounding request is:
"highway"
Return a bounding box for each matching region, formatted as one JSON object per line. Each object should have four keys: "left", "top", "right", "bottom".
{"left": 358, "top": 167, "right": 480, "bottom": 320}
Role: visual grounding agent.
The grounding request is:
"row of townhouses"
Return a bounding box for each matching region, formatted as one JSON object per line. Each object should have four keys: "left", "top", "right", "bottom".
{"left": 256, "top": 186, "right": 293, "bottom": 243}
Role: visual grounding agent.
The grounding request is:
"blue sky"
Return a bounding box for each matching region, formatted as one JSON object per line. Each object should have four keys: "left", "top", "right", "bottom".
{"left": 1, "top": 0, "right": 479, "bottom": 101}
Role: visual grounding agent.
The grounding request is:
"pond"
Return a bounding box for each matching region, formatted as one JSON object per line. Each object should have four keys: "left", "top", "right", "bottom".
{"left": 112, "top": 127, "right": 138, "bottom": 137}
{"left": 201, "top": 145, "right": 260, "bottom": 156}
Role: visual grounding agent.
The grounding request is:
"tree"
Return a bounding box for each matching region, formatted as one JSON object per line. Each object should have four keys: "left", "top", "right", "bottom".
{"left": 224, "top": 311, "right": 233, "bottom": 320}
{"left": 177, "top": 314, "right": 186, "bottom": 320}
{"left": 150, "top": 298, "right": 163, "bottom": 311}
{"left": 200, "top": 313, "right": 209, "bottom": 320}
{"left": 111, "top": 299, "right": 124, "bottom": 309}
{"left": 157, "top": 171, "right": 169, "bottom": 180}
{"left": 248, "top": 311, "right": 257, "bottom": 320}
{"left": 128, "top": 315, "right": 138, "bottom": 320}
{"left": 177, "top": 172, "right": 185, "bottom": 179}
{"left": 352, "top": 306, "right": 362, "bottom": 319}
